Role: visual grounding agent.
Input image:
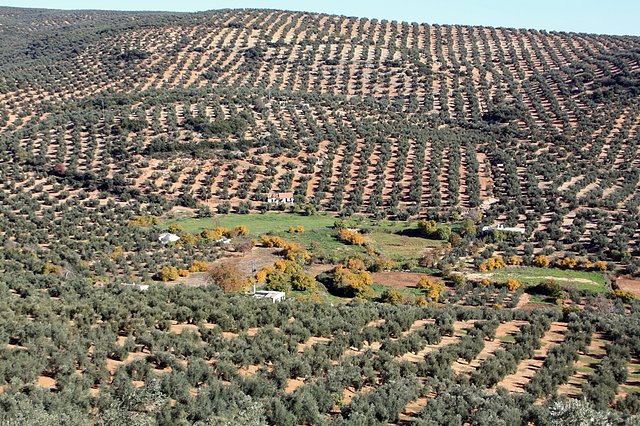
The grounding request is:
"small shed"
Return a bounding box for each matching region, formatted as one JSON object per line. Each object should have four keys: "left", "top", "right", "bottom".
{"left": 159, "top": 232, "right": 180, "bottom": 244}
{"left": 253, "top": 290, "right": 286, "bottom": 303}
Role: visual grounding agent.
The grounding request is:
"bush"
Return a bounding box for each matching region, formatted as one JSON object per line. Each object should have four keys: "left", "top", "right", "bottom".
{"left": 159, "top": 266, "right": 179, "bottom": 282}
{"left": 176, "top": 233, "right": 199, "bottom": 246}
{"left": 321, "top": 265, "right": 373, "bottom": 298}
{"left": 42, "top": 262, "right": 62, "bottom": 276}
{"left": 556, "top": 257, "right": 578, "bottom": 269}
{"left": 256, "top": 260, "right": 317, "bottom": 293}
{"left": 508, "top": 255, "right": 522, "bottom": 266}
{"left": 234, "top": 225, "right": 249, "bottom": 236}
{"left": 189, "top": 261, "right": 208, "bottom": 272}
{"left": 417, "top": 219, "right": 437, "bottom": 236}
{"left": 593, "top": 261, "right": 608, "bottom": 271}
{"left": 609, "top": 290, "right": 636, "bottom": 303}
{"left": 127, "top": 215, "right": 159, "bottom": 227}
{"left": 530, "top": 280, "right": 563, "bottom": 298}
{"left": 437, "top": 226, "right": 452, "bottom": 241}
{"left": 337, "top": 229, "right": 366, "bottom": 246}
{"left": 479, "top": 256, "right": 506, "bottom": 271}
{"left": 371, "top": 256, "right": 397, "bottom": 272}
{"left": 380, "top": 288, "right": 403, "bottom": 305}
{"left": 450, "top": 273, "right": 466, "bottom": 285}
{"left": 281, "top": 242, "right": 311, "bottom": 264}
{"left": 261, "top": 235, "right": 286, "bottom": 247}
{"left": 217, "top": 202, "right": 231, "bottom": 214}
{"left": 506, "top": 278, "right": 522, "bottom": 292}
{"left": 208, "top": 263, "right": 245, "bottom": 292}
{"left": 417, "top": 277, "right": 444, "bottom": 302}
{"left": 534, "top": 255, "right": 550, "bottom": 268}
{"left": 201, "top": 228, "right": 224, "bottom": 240}
{"left": 167, "top": 224, "right": 184, "bottom": 234}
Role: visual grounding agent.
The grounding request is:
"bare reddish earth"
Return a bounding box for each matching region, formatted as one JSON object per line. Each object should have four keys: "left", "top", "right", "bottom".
{"left": 371, "top": 271, "right": 441, "bottom": 289}
{"left": 616, "top": 276, "right": 640, "bottom": 298}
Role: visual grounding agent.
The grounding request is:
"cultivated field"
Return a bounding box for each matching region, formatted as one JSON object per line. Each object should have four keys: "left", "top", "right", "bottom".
{"left": 0, "top": 6, "right": 639, "bottom": 424}
{"left": 0, "top": 7, "right": 638, "bottom": 271}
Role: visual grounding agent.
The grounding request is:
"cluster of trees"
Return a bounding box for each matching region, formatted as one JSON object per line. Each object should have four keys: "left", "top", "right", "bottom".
{"left": 320, "top": 260, "right": 374, "bottom": 298}
{"left": 0, "top": 262, "right": 639, "bottom": 424}
{"left": 257, "top": 260, "right": 317, "bottom": 293}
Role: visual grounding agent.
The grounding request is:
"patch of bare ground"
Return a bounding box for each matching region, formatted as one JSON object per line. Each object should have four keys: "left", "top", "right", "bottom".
{"left": 342, "top": 385, "right": 374, "bottom": 405}
{"left": 297, "top": 336, "right": 331, "bottom": 353}
{"left": 37, "top": 376, "right": 56, "bottom": 389}
{"left": 616, "top": 276, "right": 640, "bottom": 298}
{"left": 557, "top": 333, "right": 608, "bottom": 398}
{"left": 238, "top": 364, "right": 261, "bottom": 378}
{"left": 105, "top": 351, "right": 149, "bottom": 374}
{"left": 307, "top": 263, "right": 335, "bottom": 276}
{"left": 213, "top": 247, "right": 281, "bottom": 278}
{"left": 371, "top": 271, "right": 441, "bottom": 289}
{"left": 398, "top": 395, "right": 429, "bottom": 421}
{"left": 515, "top": 292, "right": 532, "bottom": 309}
{"left": 169, "top": 323, "right": 200, "bottom": 334}
{"left": 453, "top": 320, "right": 528, "bottom": 375}
{"left": 222, "top": 331, "right": 239, "bottom": 339}
{"left": 285, "top": 378, "right": 305, "bottom": 393}
{"left": 496, "top": 322, "right": 568, "bottom": 392}
{"left": 170, "top": 248, "right": 282, "bottom": 287}
{"left": 366, "top": 318, "right": 385, "bottom": 328}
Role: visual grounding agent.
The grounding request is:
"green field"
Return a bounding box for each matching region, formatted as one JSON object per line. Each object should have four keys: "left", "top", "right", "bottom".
{"left": 164, "top": 213, "right": 337, "bottom": 235}
{"left": 476, "top": 267, "right": 607, "bottom": 293}
{"left": 165, "top": 213, "right": 444, "bottom": 261}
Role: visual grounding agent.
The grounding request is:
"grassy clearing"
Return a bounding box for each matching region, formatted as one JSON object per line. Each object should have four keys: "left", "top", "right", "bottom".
{"left": 477, "top": 267, "right": 607, "bottom": 293}
{"left": 165, "top": 213, "right": 444, "bottom": 262}
{"left": 498, "top": 335, "right": 517, "bottom": 343}
{"left": 164, "top": 213, "right": 336, "bottom": 235}
{"left": 368, "top": 231, "right": 442, "bottom": 260}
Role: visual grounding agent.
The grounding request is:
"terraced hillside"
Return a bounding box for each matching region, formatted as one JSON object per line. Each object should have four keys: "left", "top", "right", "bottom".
{"left": 1, "top": 7, "right": 639, "bottom": 268}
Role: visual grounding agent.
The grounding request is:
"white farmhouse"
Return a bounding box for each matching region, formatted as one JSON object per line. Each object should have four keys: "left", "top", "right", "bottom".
{"left": 253, "top": 290, "right": 286, "bottom": 303}
{"left": 158, "top": 232, "right": 180, "bottom": 244}
{"left": 267, "top": 192, "right": 295, "bottom": 204}
{"left": 481, "top": 224, "right": 526, "bottom": 235}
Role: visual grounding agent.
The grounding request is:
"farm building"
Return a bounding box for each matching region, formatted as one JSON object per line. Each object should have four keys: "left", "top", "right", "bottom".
{"left": 267, "top": 192, "right": 295, "bottom": 204}
{"left": 158, "top": 232, "right": 180, "bottom": 244}
{"left": 481, "top": 225, "right": 526, "bottom": 235}
{"left": 253, "top": 290, "right": 286, "bottom": 303}
{"left": 121, "top": 283, "right": 150, "bottom": 291}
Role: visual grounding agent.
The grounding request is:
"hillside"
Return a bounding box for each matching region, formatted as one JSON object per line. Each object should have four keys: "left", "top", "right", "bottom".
{"left": 1, "top": 7, "right": 639, "bottom": 270}
{"left": 0, "top": 7, "right": 640, "bottom": 424}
